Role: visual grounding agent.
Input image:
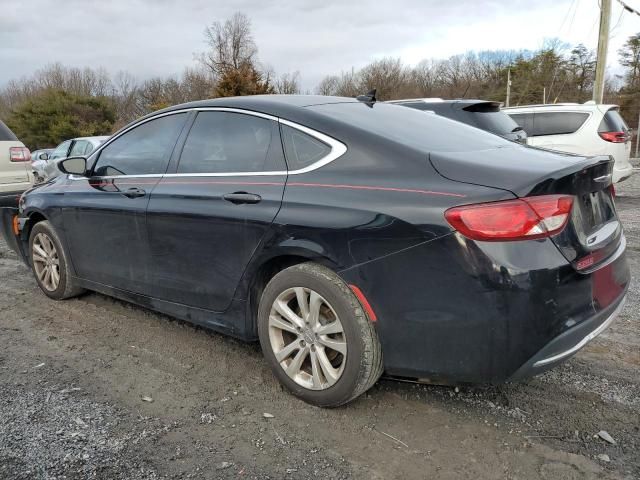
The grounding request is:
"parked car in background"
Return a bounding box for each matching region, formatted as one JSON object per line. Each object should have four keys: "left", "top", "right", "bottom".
{"left": 505, "top": 103, "right": 633, "bottom": 183}
{"left": 0, "top": 120, "right": 32, "bottom": 207}
{"left": 387, "top": 98, "right": 528, "bottom": 143}
{"left": 34, "top": 136, "right": 108, "bottom": 182}
{"left": 31, "top": 149, "right": 53, "bottom": 161}
{"left": 0, "top": 95, "right": 629, "bottom": 407}
{"left": 30, "top": 149, "right": 53, "bottom": 183}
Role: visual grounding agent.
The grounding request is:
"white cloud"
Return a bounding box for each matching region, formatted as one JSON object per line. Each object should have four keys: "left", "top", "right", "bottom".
{"left": 1, "top": 0, "right": 638, "bottom": 91}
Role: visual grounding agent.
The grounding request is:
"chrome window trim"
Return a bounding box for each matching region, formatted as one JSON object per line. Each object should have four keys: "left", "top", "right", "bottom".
{"left": 279, "top": 119, "right": 347, "bottom": 174}
{"left": 78, "top": 106, "right": 347, "bottom": 180}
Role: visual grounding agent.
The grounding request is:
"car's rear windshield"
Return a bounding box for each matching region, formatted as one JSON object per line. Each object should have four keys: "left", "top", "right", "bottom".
{"left": 307, "top": 102, "right": 511, "bottom": 152}
{"left": 462, "top": 110, "right": 521, "bottom": 135}
{"left": 0, "top": 120, "right": 18, "bottom": 141}
{"left": 598, "top": 108, "right": 629, "bottom": 133}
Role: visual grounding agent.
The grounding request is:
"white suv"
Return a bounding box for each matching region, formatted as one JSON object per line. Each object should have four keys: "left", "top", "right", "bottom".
{"left": 0, "top": 120, "right": 32, "bottom": 207}
{"left": 504, "top": 102, "right": 633, "bottom": 183}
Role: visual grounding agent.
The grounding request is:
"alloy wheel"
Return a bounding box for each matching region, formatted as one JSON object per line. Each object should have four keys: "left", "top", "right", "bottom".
{"left": 32, "top": 232, "right": 60, "bottom": 292}
{"left": 268, "top": 287, "right": 347, "bottom": 390}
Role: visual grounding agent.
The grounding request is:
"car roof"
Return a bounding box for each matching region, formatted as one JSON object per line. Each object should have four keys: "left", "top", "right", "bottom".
{"left": 503, "top": 103, "right": 618, "bottom": 112}
{"left": 155, "top": 95, "right": 358, "bottom": 114}
{"left": 73, "top": 136, "right": 110, "bottom": 142}
{"left": 387, "top": 98, "right": 498, "bottom": 106}
{"left": 115, "top": 95, "right": 363, "bottom": 137}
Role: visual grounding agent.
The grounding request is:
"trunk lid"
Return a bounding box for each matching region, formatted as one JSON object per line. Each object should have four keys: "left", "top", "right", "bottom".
{"left": 431, "top": 145, "right": 621, "bottom": 270}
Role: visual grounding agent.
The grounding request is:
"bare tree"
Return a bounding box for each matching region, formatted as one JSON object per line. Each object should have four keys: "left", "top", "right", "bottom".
{"left": 275, "top": 72, "right": 301, "bottom": 94}
{"left": 181, "top": 66, "right": 216, "bottom": 100}
{"left": 200, "top": 12, "right": 257, "bottom": 76}
{"left": 357, "top": 58, "right": 408, "bottom": 100}
{"left": 315, "top": 75, "right": 340, "bottom": 96}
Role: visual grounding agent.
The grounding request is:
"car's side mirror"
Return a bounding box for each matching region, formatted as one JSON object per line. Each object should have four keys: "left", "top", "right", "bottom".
{"left": 58, "top": 156, "right": 87, "bottom": 176}
{"left": 39, "top": 153, "right": 49, "bottom": 161}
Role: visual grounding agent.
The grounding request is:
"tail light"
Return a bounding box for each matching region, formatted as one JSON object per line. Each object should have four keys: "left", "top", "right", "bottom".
{"left": 445, "top": 195, "right": 574, "bottom": 242}
{"left": 9, "top": 146, "right": 31, "bottom": 162}
{"left": 598, "top": 131, "right": 628, "bottom": 143}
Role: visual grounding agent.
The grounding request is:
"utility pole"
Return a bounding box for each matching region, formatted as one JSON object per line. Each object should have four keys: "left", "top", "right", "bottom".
{"left": 593, "top": 0, "right": 612, "bottom": 103}
{"left": 543, "top": 87, "right": 546, "bottom": 105}
{"left": 636, "top": 111, "right": 640, "bottom": 158}
{"left": 505, "top": 69, "right": 511, "bottom": 107}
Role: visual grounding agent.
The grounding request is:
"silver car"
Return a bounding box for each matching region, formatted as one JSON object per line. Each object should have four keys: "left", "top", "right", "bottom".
{"left": 32, "top": 136, "right": 109, "bottom": 183}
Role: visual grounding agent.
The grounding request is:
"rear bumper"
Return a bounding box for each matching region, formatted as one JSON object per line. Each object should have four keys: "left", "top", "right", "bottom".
{"left": 0, "top": 207, "right": 28, "bottom": 263}
{"left": 0, "top": 190, "right": 25, "bottom": 208}
{"left": 339, "top": 232, "right": 630, "bottom": 383}
{"left": 613, "top": 161, "right": 633, "bottom": 183}
{"left": 509, "top": 294, "right": 626, "bottom": 380}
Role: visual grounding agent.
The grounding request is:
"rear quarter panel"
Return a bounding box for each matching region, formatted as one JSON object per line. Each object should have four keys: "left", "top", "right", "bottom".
{"left": 266, "top": 135, "right": 516, "bottom": 271}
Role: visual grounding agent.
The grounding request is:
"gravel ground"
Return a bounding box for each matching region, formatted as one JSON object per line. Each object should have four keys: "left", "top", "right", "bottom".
{"left": 1, "top": 165, "right": 639, "bottom": 479}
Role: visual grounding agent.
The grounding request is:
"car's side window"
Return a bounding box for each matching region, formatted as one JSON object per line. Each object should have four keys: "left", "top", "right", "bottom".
{"left": 280, "top": 124, "right": 331, "bottom": 170}
{"left": 177, "top": 111, "right": 285, "bottom": 174}
{"left": 93, "top": 113, "right": 187, "bottom": 177}
{"left": 69, "top": 140, "right": 88, "bottom": 157}
{"left": 530, "top": 112, "right": 590, "bottom": 137}
{"left": 50, "top": 140, "right": 71, "bottom": 160}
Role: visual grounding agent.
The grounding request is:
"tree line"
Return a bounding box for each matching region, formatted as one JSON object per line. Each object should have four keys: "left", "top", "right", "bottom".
{"left": 1, "top": 12, "right": 639, "bottom": 150}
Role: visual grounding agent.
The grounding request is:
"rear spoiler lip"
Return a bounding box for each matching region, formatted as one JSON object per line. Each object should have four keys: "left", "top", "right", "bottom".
{"left": 429, "top": 148, "right": 615, "bottom": 199}
{"left": 523, "top": 154, "right": 614, "bottom": 197}
{"left": 0, "top": 207, "right": 29, "bottom": 265}
{"left": 460, "top": 101, "right": 501, "bottom": 112}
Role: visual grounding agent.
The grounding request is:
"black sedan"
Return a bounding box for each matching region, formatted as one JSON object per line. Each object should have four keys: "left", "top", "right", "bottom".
{"left": 0, "top": 95, "right": 629, "bottom": 407}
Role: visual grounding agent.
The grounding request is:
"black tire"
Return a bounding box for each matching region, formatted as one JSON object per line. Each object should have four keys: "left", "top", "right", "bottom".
{"left": 257, "top": 262, "right": 383, "bottom": 407}
{"left": 29, "top": 220, "right": 84, "bottom": 300}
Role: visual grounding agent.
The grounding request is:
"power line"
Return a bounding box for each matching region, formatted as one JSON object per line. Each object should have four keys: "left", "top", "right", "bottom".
{"left": 614, "top": 0, "right": 640, "bottom": 16}
{"left": 559, "top": 0, "right": 578, "bottom": 33}
{"left": 610, "top": 5, "right": 626, "bottom": 35}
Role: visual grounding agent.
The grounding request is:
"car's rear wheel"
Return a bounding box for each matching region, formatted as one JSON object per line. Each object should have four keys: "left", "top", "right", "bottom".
{"left": 29, "top": 220, "right": 84, "bottom": 300}
{"left": 257, "top": 262, "right": 383, "bottom": 407}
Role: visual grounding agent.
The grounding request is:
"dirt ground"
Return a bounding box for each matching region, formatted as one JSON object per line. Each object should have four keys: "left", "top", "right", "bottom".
{"left": 1, "top": 165, "right": 639, "bottom": 480}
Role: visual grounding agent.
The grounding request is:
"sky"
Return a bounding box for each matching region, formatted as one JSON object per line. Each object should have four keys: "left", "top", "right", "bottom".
{"left": 1, "top": 0, "right": 639, "bottom": 92}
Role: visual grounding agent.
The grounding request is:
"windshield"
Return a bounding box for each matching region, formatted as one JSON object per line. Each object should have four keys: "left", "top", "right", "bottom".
{"left": 308, "top": 102, "right": 512, "bottom": 153}
{"left": 599, "top": 108, "right": 629, "bottom": 133}
{"left": 0, "top": 120, "right": 18, "bottom": 141}
{"left": 464, "top": 111, "right": 521, "bottom": 135}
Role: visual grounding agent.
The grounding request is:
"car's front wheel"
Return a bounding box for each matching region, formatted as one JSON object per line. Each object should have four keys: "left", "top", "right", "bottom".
{"left": 258, "top": 262, "right": 383, "bottom": 407}
{"left": 29, "top": 220, "right": 84, "bottom": 300}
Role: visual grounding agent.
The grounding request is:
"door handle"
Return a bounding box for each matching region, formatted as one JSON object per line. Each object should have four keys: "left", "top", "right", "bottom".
{"left": 223, "top": 192, "right": 262, "bottom": 204}
{"left": 123, "top": 187, "right": 146, "bottom": 198}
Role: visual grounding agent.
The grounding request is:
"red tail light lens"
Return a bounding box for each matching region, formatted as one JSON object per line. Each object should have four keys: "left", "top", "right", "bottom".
{"left": 445, "top": 195, "right": 574, "bottom": 241}
{"left": 599, "top": 131, "right": 627, "bottom": 143}
{"left": 9, "top": 146, "right": 31, "bottom": 162}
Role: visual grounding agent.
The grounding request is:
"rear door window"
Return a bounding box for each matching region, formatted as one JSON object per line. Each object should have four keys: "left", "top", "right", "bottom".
{"left": 0, "top": 120, "right": 18, "bottom": 141}
{"left": 531, "top": 112, "right": 589, "bottom": 137}
{"left": 93, "top": 113, "right": 187, "bottom": 176}
{"left": 177, "top": 111, "right": 285, "bottom": 174}
{"left": 280, "top": 124, "right": 332, "bottom": 170}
